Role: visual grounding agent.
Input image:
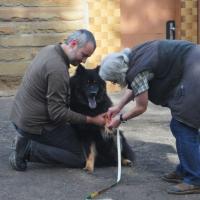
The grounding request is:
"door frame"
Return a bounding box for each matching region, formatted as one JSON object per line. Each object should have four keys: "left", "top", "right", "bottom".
{"left": 175, "top": 0, "right": 181, "bottom": 39}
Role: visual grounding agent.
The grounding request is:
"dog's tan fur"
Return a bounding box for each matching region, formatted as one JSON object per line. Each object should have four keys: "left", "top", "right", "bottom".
{"left": 83, "top": 128, "right": 132, "bottom": 173}
{"left": 84, "top": 142, "right": 96, "bottom": 173}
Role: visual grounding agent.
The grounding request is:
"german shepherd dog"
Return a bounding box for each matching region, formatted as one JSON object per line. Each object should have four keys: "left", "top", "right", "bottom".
{"left": 70, "top": 64, "right": 134, "bottom": 172}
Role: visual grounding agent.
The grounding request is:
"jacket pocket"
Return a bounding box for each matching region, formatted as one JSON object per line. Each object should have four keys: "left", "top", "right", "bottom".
{"left": 173, "top": 84, "right": 185, "bottom": 103}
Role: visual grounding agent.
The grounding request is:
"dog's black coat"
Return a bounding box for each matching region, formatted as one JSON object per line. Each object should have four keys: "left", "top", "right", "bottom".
{"left": 70, "top": 64, "right": 134, "bottom": 166}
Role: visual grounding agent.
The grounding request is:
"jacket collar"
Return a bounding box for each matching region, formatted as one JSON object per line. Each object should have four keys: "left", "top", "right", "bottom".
{"left": 55, "top": 43, "right": 70, "bottom": 68}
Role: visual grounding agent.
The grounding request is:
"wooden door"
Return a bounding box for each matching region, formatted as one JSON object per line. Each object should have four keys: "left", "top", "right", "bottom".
{"left": 198, "top": 0, "right": 200, "bottom": 43}
{"left": 121, "top": 0, "right": 181, "bottom": 47}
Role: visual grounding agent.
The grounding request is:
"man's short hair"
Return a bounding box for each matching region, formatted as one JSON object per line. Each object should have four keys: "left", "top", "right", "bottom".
{"left": 64, "top": 29, "right": 96, "bottom": 49}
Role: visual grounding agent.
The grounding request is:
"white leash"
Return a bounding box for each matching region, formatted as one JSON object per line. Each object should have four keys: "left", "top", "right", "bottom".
{"left": 116, "top": 128, "right": 121, "bottom": 182}
{"left": 85, "top": 128, "right": 121, "bottom": 199}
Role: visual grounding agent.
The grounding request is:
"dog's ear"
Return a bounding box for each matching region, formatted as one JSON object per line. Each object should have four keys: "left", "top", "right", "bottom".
{"left": 95, "top": 65, "right": 100, "bottom": 73}
{"left": 76, "top": 64, "right": 85, "bottom": 75}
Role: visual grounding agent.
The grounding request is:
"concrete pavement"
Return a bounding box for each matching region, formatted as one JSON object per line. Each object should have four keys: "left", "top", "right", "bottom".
{"left": 0, "top": 92, "right": 199, "bottom": 200}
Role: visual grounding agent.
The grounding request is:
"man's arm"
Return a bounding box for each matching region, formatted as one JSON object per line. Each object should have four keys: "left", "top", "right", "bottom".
{"left": 107, "top": 91, "right": 148, "bottom": 128}
{"left": 107, "top": 71, "right": 152, "bottom": 128}
{"left": 107, "top": 88, "right": 134, "bottom": 119}
{"left": 117, "top": 88, "right": 135, "bottom": 110}
{"left": 121, "top": 90, "right": 148, "bottom": 121}
{"left": 46, "top": 69, "right": 87, "bottom": 123}
{"left": 86, "top": 114, "right": 106, "bottom": 126}
{"left": 47, "top": 70, "right": 105, "bottom": 126}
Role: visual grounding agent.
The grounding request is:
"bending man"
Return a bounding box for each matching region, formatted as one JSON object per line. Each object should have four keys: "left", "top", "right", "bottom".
{"left": 99, "top": 39, "right": 200, "bottom": 194}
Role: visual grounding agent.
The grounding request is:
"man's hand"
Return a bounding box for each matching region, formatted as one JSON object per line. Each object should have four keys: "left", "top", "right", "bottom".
{"left": 86, "top": 113, "right": 107, "bottom": 126}
{"left": 106, "top": 91, "right": 149, "bottom": 129}
{"left": 107, "top": 115, "right": 121, "bottom": 129}
{"left": 107, "top": 105, "right": 121, "bottom": 120}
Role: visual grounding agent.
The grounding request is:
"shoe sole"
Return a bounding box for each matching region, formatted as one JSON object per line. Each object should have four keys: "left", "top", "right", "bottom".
{"left": 162, "top": 177, "right": 182, "bottom": 183}
{"left": 167, "top": 188, "right": 200, "bottom": 195}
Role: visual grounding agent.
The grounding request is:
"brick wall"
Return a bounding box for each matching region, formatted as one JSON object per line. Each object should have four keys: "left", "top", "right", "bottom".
{"left": 180, "top": 0, "right": 198, "bottom": 43}
{"left": 0, "top": 0, "right": 198, "bottom": 92}
{"left": 87, "top": 0, "right": 121, "bottom": 92}
{"left": 86, "top": 0, "right": 120, "bottom": 68}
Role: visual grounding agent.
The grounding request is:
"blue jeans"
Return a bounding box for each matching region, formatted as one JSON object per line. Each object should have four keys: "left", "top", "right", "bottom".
{"left": 170, "top": 118, "right": 200, "bottom": 186}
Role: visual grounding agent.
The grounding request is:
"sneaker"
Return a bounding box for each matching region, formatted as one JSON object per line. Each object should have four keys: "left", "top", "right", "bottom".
{"left": 9, "top": 135, "right": 30, "bottom": 171}
{"left": 162, "top": 171, "right": 183, "bottom": 183}
{"left": 167, "top": 182, "right": 200, "bottom": 194}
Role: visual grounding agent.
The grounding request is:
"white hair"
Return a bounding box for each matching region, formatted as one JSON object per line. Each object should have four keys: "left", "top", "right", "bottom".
{"left": 99, "top": 48, "right": 131, "bottom": 87}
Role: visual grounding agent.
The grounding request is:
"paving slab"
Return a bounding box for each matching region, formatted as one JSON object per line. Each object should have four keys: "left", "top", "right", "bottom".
{"left": 0, "top": 91, "right": 199, "bottom": 200}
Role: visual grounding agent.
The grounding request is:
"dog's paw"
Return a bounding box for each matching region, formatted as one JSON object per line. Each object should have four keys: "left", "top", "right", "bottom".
{"left": 104, "top": 127, "right": 115, "bottom": 135}
{"left": 122, "top": 159, "right": 133, "bottom": 167}
{"left": 83, "top": 166, "right": 94, "bottom": 173}
{"left": 100, "top": 127, "right": 114, "bottom": 140}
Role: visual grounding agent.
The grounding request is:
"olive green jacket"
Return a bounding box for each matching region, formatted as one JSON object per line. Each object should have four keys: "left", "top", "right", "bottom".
{"left": 10, "top": 44, "right": 86, "bottom": 134}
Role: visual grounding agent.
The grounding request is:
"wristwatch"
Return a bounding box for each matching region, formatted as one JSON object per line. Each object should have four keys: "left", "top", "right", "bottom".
{"left": 119, "top": 114, "right": 127, "bottom": 123}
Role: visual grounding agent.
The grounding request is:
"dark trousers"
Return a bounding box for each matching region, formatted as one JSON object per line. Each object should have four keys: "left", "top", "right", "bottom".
{"left": 14, "top": 124, "right": 85, "bottom": 168}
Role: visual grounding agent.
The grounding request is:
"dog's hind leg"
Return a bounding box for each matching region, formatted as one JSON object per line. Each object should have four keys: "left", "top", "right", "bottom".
{"left": 112, "top": 130, "right": 134, "bottom": 167}
{"left": 122, "top": 158, "right": 133, "bottom": 167}
{"left": 84, "top": 142, "right": 96, "bottom": 173}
